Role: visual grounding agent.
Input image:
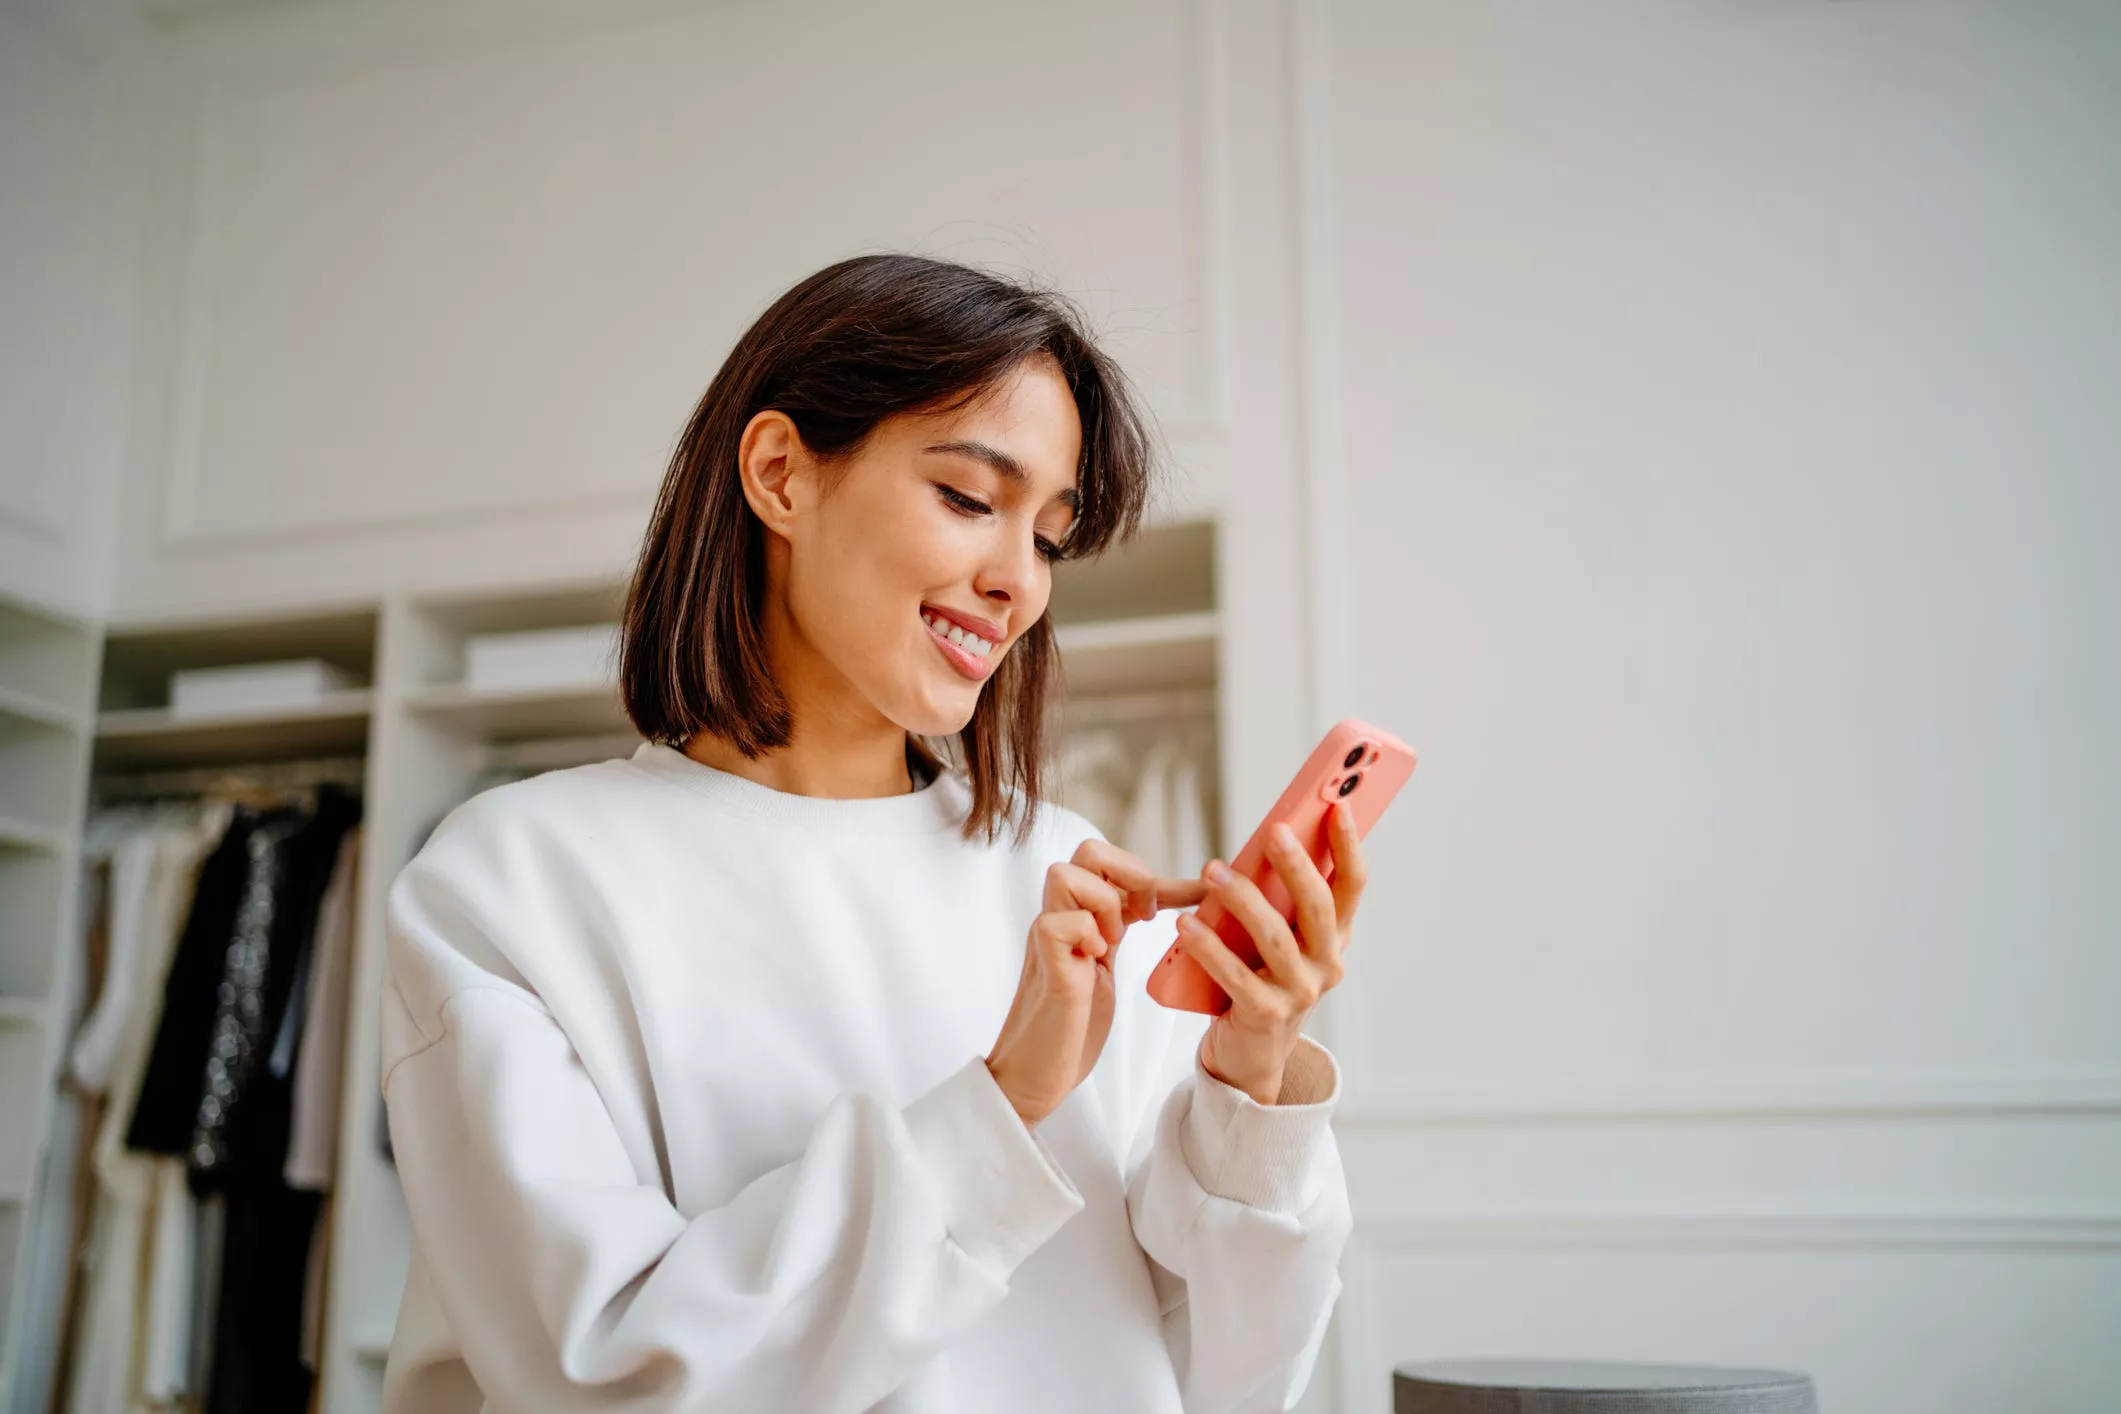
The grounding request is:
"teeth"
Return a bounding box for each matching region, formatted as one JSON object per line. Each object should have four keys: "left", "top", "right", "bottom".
{"left": 923, "top": 612, "right": 994, "bottom": 657}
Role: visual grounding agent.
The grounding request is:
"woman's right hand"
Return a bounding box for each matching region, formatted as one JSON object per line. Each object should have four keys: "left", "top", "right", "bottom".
{"left": 985, "top": 839, "right": 1208, "bottom": 1129}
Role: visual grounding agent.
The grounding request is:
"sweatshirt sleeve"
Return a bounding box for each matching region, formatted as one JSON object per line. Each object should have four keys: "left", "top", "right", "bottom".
{"left": 379, "top": 820, "right": 1086, "bottom": 1414}
{"left": 1100, "top": 906, "right": 1355, "bottom": 1414}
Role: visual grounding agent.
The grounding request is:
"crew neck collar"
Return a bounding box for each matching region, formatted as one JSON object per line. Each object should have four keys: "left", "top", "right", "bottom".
{"left": 626, "top": 741, "right": 967, "bottom": 835}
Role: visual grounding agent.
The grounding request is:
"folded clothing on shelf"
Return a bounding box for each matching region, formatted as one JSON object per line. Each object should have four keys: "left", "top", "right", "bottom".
{"left": 463, "top": 623, "right": 619, "bottom": 693}
{"left": 169, "top": 660, "right": 356, "bottom": 718}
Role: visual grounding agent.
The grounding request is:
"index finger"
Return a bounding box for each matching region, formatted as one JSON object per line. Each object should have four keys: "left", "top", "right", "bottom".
{"left": 1152, "top": 878, "right": 1209, "bottom": 909}
{"left": 1069, "top": 837, "right": 1210, "bottom": 918}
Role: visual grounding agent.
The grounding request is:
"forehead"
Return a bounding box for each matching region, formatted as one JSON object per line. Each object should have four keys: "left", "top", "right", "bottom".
{"left": 906, "top": 360, "right": 1081, "bottom": 496}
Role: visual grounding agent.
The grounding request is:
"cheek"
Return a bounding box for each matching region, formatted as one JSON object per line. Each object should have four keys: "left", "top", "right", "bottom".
{"left": 793, "top": 490, "right": 942, "bottom": 638}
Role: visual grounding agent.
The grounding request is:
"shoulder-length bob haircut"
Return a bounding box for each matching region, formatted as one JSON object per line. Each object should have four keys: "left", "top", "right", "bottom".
{"left": 620, "top": 253, "right": 1157, "bottom": 847}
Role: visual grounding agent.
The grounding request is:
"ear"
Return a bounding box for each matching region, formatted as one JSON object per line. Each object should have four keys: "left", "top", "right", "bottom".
{"left": 736, "top": 410, "right": 811, "bottom": 542}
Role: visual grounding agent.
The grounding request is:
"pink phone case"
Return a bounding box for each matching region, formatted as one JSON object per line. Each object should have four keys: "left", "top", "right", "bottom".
{"left": 1146, "top": 717, "right": 1416, "bottom": 1015}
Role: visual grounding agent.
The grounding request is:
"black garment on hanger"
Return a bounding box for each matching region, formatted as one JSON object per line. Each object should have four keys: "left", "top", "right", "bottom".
{"left": 186, "top": 810, "right": 305, "bottom": 1183}
{"left": 202, "top": 784, "right": 360, "bottom": 1414}
{"left": 125, "top": 809, "right": 279, "bottom": 1156}
{"left": 195, "top": 784, "right": 361, "bottom": 1188}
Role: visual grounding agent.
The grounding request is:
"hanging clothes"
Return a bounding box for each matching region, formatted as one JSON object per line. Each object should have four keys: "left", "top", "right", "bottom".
{"left": 284, "top": 827, "right": 359, "bottom": 1193}
{"left": 284, "top": 826, "right": 362, "bottom": 1387}
{"left": 8, "top": 834, "right": 114, "bottom": 1414}
{"left": 196, "top": 784, "right": 360, "bottom": 1414}
{"left": 1054, "top": 727, "right": 1134, "bottom": 838}
{"left": 63, "top": 804, "right": 227, "bottom": 1414}
{"left": 1118, "top": 730, "right": 1214, "bottom": 879}
{"left": 97, "top": 781, "right": 361, "bottom": 1414}
{"left": 125, "top": 811, "right": 273, "bottom": 1160}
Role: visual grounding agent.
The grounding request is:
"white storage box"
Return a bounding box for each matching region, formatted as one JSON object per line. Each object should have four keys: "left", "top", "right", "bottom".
{"left": 169, "top": 659, "right": 357, "bottom": 718}
{"left": 464, "top": 623, "right": 620, "bottom": 694}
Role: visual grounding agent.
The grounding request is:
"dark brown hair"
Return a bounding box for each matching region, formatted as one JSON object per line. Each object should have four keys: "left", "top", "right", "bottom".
{"left": 620, "top": 253, "right": 1155, "bottom": 846}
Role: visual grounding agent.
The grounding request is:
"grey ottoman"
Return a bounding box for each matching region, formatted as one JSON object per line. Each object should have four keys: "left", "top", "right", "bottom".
{"left": 1393, "top": 1360, "right": 1818, "bottom": 1413}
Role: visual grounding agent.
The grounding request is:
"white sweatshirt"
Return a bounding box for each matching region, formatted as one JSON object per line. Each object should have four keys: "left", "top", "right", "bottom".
{"left": 379, "top": 742, "right": 1352, "bottom": 1414}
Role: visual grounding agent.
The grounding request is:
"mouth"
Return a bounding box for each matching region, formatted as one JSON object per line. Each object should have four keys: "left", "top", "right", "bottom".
{"left": 920, "top": 606, "right": 1001, "bottom": 682}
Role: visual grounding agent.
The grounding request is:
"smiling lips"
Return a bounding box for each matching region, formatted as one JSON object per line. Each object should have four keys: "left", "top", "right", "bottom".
{"left": 921, "top": 608, "right": 1000, "bottom": 681}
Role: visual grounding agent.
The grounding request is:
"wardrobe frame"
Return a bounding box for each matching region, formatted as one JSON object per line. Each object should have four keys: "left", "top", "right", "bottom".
{"left": 0, "top": 592, "right": 99, "bottom": 1408}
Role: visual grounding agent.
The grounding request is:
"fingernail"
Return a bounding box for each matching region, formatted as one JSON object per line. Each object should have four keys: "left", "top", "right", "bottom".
{"left": 1272, "top": 823, "right": 1297, "bottom": 849}
{"left": 1205, "top": 860, "right": 1231, "bottom": 884}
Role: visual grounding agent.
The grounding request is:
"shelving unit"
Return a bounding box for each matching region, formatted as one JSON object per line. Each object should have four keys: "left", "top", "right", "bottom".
{"left": 0, "top": 593, "right": 99, "bottom": 1400}
{"left": 94, "top": 691, "right": 377, "bottom": 770}
{"left": 10, "top": 516, "right": 1223, "bottom": 1414}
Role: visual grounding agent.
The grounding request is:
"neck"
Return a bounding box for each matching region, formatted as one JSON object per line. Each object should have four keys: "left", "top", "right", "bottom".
{"left": 681, "top": 724, "right": 919, "bottom": 800}
{"left": 689, "top": 579, "right": 929, "bottom": 799}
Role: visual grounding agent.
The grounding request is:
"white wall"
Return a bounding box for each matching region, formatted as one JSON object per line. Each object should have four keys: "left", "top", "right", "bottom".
{"left": 109, "top": 0, "right": 1285, "bottom": 617}
{"left": 1312, "top": 1, "right": 2121, "bottom": 1409}
{"left": 0, "top": 0, "right": 139, "bottom": 619}
{"left": 53, "top": 0, "right": 2121, "bottom": 1409}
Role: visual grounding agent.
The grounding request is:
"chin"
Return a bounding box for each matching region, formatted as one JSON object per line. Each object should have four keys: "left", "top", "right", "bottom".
{"left": 898, "top": 689, "right": 980, "bottom": 739}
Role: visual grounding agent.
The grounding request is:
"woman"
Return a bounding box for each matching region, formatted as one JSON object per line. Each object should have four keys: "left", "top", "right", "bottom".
{"left": 379, "top": 254, "right": 1362, "bottom": 1413}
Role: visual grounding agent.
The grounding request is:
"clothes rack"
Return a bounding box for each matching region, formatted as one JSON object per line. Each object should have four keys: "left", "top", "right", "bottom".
{"left": 479, "top": 732, "right": 640, "bottom": 775}
{"left": 1051, "top": 685, "right": 1217, "bottom": 727}
{"left": 91, "top": 755, "right": 369, "bottom": 803}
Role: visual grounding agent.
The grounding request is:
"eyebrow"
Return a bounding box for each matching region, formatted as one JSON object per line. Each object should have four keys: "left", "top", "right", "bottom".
{"left": 924, "top": 440, "right": 1080, "bottom": 514}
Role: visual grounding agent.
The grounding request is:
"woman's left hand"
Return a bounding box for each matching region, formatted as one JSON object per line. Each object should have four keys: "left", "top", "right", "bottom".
{"left": 1173, "top": 800, "right": 1367, "bottom": 1105}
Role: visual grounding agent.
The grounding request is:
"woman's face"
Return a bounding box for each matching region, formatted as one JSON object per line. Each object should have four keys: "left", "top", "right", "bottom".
{"left": 750, "top": 355, "right": 1083, "bottom": 739}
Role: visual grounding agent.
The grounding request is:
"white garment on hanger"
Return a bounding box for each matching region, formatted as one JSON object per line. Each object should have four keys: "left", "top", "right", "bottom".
{"left": 64, "top": 808, "right": 226, "bottom": 1414}
{"left": 1053, "top": 727, "right": 1134, "bottom": 839}
{"left": 5, "top": 839, "right": 109, "bottom": 1414}
{"left": 70, "top": 834, "right": 158, "bottom": 1092}
{"left": 1118, "top": 734, "right": 1176, "bottom": 876}
{"left": 286, "top": 828, "right": 360, "bottom": 1191}
{"left": 141, "top": 1158, "right": 197, "bottom": 1402}
{"left": 1118, "top": 732, "right": 1212, "bottom": 880}
{"left": 1166, "top": 746, "right": 1211, "bottom": 879}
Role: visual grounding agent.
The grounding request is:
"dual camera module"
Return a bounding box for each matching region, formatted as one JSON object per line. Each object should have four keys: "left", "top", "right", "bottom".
{"left": 1327, "top": 741, "right": 1382, "bottom": 801}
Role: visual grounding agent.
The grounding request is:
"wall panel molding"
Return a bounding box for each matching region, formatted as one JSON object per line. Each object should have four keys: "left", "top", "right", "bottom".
{"left": 1334, "top": 1071, "right": 2121, "bottom": 1126}
{"left": 1333, "top": 1211, "right": 2121, "bottom": 1414}
{"left": 1351, "top": 1210, "right": 2121, "bottom": 1252}
{"left": 150, "top": 0, "right": 1239, "bottom": 554}
{"left": 0, "top": 503, "right": 65, "bottom": 546}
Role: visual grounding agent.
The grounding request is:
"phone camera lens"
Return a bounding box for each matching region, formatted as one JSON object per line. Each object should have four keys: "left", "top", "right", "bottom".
{"left": 1342, "top": 744, "right": 1366, "bottom": 769}
{"left": 1338, "top": 773, "right": 1362, "bottom": 797}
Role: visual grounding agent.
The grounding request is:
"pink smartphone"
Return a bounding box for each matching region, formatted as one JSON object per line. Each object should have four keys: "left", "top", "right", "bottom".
{"left": 1146, "top": 717, "right": 1416, "bottom": 1015}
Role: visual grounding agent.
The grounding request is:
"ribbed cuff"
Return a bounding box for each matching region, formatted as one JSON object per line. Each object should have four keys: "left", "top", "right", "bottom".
{"left": 902, "top": 1056, "right": 1086, "bottom": 1275}
{"left": 1181, "top": 1034, "right": 1342, "bottom": 1213}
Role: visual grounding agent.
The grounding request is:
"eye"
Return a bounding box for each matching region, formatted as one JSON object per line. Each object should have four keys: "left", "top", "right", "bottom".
{"left": 937, "top": 485, "right": 991, "bottom": 517}
{"left": 938, "top": 485, "right": 1066, "bottom": 563}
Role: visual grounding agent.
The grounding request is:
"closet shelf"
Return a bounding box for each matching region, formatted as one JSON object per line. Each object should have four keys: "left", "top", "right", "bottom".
{"left": 402, "top": 683, "right": 628, "bottom": 739}
{"left": 0, "top": 685, "right": 84, "bottom": 734}
{"left": 0, "top": 996, "right": 44, "bottom": 1028}
{"left": 396, "top": 611, "right": 1220, "bottom": 738}
{"left": 0, "top": 817, "right": 65, "bottom": 853}
{"left": 1053, "top": 611, "right": 1218, "bottom": 695}
{"left": 1052, "top": 609, "right": 1218, "bottom": 653}
{"left": 1053, "top": 685, "right": 1218, "bottom": 727}
{"left": 95, "top": 690, "right": 375, "bottom": 770}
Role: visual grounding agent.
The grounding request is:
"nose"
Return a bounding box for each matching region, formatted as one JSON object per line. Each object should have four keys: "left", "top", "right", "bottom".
{"left": 973, "top": 525, "right": 1044, "bottom": 616}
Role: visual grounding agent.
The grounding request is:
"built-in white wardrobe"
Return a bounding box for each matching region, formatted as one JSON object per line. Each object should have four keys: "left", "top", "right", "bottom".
{"left": 0, "top": 518, "right": 1222, "bottom": 1414}
{"left": 0, "top": 597, "right": 100, "bottom": 1406}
